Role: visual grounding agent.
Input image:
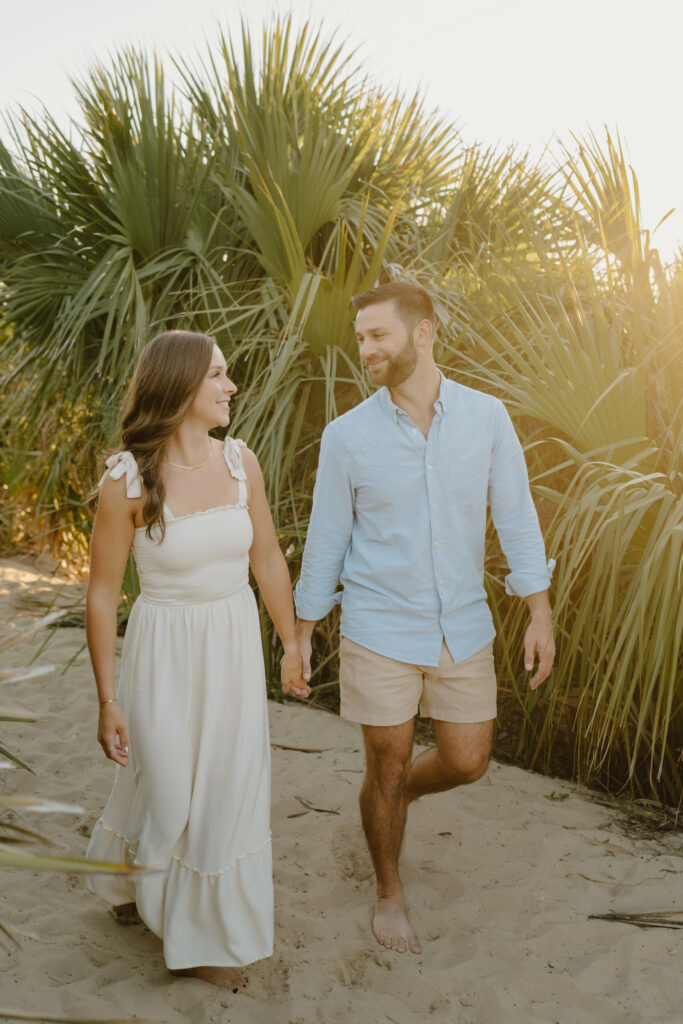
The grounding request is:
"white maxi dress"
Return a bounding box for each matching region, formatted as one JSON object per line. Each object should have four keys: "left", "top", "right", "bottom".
{"left": 86, "top": 438, "right": 273, "bottom": 969}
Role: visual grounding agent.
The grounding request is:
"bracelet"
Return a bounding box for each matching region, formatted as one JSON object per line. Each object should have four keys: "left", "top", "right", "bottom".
{"left": 99, "top": 697, "right": 117, "bottom": 707}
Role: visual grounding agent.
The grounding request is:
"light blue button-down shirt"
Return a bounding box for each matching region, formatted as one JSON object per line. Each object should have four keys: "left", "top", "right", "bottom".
{"left": 294, "top": 374, "right": 554, "bottom": 667}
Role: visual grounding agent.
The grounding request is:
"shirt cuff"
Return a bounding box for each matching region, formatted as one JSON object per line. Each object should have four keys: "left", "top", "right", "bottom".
{"left": 293, "top": 585, "right": 343, "bottom": 621}
{"left": 504, "top": 558, "right": 556, "bottom": 598}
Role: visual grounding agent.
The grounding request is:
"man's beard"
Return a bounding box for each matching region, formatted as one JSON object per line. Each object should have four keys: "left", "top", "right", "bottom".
{"left": 366, "top": 331, "right": 417, "bottom": 387}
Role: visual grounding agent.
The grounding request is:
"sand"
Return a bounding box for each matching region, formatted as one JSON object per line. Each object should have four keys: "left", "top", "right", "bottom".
{"left": 1, "top": 557, "right": 681, "bottom": 1024}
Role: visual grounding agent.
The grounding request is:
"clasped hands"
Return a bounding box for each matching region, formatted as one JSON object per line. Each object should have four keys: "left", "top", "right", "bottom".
{"left": 280, "top": 646, "right": 311, "bottom": 699}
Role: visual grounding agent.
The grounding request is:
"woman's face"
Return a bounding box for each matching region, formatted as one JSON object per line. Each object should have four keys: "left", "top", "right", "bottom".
{"left": 188, "top": 344, "right": 237, "bottom": 429}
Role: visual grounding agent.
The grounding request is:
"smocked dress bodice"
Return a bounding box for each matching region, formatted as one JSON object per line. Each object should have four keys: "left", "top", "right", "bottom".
{"left": 101, "top": 438, "right": 252, "bottom": 606}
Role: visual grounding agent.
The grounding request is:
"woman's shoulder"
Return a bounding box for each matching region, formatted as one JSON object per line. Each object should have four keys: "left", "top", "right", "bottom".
{"left": 222, "top": 435, "right": 258, "bottom": 478}
{"left": 222, "top": 437, "right": 264, "bottom": 497}
{"left": 98, "top": 450, "right": 143, "bottom": 500}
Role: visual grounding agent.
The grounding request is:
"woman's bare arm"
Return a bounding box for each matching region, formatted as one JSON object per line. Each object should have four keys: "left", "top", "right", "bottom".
{"left": 243, "top": 449, "right": 310, "bottom": 699}
{"left": 86, "top": 474, "right": 138, "bottom": 764}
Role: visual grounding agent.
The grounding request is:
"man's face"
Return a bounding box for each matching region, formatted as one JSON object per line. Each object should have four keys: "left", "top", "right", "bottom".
{"left": 355, "top": 300, "right": 418, "bottom": 388}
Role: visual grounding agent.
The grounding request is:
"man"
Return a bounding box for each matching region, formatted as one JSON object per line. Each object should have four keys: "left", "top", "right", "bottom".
{"left": 294, "top": 281, "right": 555, "bottom": 956}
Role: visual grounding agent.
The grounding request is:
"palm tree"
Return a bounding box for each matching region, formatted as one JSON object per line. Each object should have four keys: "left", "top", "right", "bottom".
{"left": 0, "top": 51, "right": 243, "bottom": 550}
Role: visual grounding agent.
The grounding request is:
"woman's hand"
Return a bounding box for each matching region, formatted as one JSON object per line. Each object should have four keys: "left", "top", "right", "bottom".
{"left": 280, "top": 650, "right": 311, "bottom": 700}
{"left": 97, "top": 702, "right": 130, "bottom": 766}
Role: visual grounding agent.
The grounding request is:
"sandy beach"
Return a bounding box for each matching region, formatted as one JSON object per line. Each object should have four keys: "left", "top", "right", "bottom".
{"left": 1, "top": 557, "right": 681, "bottom": 1024}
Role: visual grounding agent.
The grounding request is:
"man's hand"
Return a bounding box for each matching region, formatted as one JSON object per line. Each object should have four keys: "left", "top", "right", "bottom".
{"left": 523, "top": 591, "right": 555, "bottom": 690}
{"left": 295, "top": 619, "right": 315, "bottom": 684}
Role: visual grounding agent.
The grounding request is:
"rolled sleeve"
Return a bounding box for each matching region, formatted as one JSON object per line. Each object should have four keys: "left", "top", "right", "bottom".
{"left": 294, "top": 423, "right": 354, "bottom": 621}
{"left": 504, "top": 558, "right": 556, "bottom": 597}
{"left": 488, "top": 401, "right": 554, "bottom": 598}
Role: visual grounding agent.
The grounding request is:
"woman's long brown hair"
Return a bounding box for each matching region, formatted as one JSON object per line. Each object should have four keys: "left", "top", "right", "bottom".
{"left": 88, "top": 330, "right": 216, "bottom": 539}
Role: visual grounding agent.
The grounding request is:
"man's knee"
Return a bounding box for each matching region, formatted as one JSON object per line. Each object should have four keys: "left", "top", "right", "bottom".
{"left": 456, "top": 751, "right": 490, "bottom": 784}
{"left": 433, "top": 720, "right": 493, "bottom": 786}
{"left": 365, "top": 748, "right": 412, "bottom": 794}
{"left": 363, "top": 722, "right": 414, "bottom": 795}
{"left": 437, "top": 744, "right": 491, "bottom": 786}
{"left": 368, "top": 753, "right": 411, "bottom": 790}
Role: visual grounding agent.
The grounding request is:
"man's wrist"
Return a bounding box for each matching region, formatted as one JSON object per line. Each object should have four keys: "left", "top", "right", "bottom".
{"left": 295, "top": 618, "right": 316, "bottom": 639}
{"left": 525, "top": 590, "right": 552, "bottom": 620}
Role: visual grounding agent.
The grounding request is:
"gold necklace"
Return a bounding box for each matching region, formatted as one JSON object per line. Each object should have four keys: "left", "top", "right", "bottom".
{"left": 166, "top": 439, "right": 213, "bottom": 471}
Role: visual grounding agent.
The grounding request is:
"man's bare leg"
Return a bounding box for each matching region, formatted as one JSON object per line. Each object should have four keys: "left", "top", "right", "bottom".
{"left": 360, "top": 720, "right": 422, "bottom": 954}
{"left": 405, "top": 719, "right": 494, "bottom": 803}
{"left": 170, "top": 967, "right": 248, "bottom": 992}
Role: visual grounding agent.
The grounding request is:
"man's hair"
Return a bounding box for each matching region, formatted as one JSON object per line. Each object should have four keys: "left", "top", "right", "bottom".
{"left": 351, "top": 282, "right": 434, "bottom": 331}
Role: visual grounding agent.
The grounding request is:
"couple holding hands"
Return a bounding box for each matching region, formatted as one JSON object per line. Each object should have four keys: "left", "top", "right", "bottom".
{"left": 85, "top": 282, "right": 555, "bottom": 992}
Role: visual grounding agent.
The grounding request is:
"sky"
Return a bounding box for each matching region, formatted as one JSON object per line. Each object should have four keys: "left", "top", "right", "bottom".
{"left": 2, "top": 0, "right": 682, "bottom": 259}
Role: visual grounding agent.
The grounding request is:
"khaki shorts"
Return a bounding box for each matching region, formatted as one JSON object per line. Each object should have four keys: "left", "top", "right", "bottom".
{"left": 339, "top": 637, "right": 497, "bottom": 727}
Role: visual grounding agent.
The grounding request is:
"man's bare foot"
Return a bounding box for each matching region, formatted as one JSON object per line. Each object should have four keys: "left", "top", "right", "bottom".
{"left": 110, "top": 902, "right": 142, "bottom": 925}
{"left": 170, "top": 966, "right": 248, "bottom": 992}
{"left": 373, "top": 896, "right": 422, "bottom": 954}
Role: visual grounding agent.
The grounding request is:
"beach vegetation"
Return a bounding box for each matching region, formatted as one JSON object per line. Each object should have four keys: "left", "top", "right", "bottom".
{"left": 0, "top": 610, "right": 150, "bottom": 964}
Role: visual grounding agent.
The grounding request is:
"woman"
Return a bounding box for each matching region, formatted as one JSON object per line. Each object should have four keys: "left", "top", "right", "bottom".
{"left": 85, "top": 330, "right": 309, "bottom": 992}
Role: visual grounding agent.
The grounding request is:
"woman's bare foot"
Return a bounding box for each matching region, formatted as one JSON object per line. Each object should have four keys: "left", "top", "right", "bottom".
{"left": 373, "top": 896, "right": 422, "bottom": 954}
{"left": 110, "top": 902, "right": 142, "bottom": 925}
{"left": 170, "top": 966, "right": 248, "bottom": 992}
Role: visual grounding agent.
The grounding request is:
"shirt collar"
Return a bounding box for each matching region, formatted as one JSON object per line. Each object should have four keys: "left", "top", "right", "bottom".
{"left": 380, "top": 371, "right": 448, "bottom": 420}
{"left": 434, "top": 371, "right": 448, "bottom": 414}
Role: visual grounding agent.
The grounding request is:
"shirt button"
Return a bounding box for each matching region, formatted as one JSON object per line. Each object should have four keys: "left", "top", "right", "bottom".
{"left": 439, "top": 579, "right": 444, "bottom": 584}
{"left": 412, "top": 428, "right": 417, "bottom": 434}
{"left": 431, "top": 503, "right": 436, "bottom": 509}
{"left": 427, "top": 463, "right": 433, "bottom": 470}
{"left": 434, "top": 541, "right": 439, "bottom": 547}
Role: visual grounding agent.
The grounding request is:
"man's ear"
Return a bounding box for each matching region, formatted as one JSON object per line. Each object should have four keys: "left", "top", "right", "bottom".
{"left": 414, "top": 318, "right": 434, "bottom": 348}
